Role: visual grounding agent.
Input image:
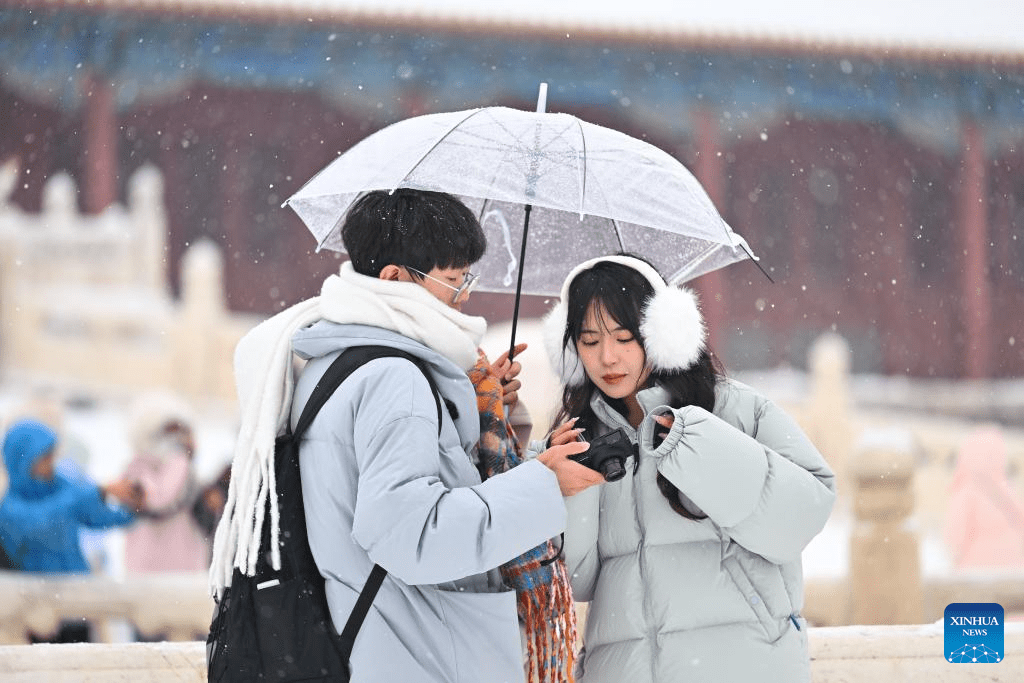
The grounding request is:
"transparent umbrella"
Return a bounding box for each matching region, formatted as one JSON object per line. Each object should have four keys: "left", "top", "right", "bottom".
{"left": 285, "top": 88, "right": 758, "bottom": 356}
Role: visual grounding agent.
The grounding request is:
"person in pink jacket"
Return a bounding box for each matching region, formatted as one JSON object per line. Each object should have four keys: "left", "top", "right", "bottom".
{"left": 122, "top": 391, "right": 208, "bottom": 574}
{"left": 944, "top": 425, "right": 1024, "bottom": 570}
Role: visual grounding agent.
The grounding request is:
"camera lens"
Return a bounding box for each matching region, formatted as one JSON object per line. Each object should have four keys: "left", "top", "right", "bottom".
{"left": 600, "top": 458, "right": 626, "bottom": 482}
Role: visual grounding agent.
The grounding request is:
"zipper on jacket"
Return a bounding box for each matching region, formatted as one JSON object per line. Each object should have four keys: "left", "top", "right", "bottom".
{"left": 630, "top": 438, "right": 660, "bottom": 683}
{"left": 594, "top": 393, "right": 660, "bottom": 681}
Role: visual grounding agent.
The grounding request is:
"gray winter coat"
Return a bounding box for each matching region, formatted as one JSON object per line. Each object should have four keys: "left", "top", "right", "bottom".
{"left": 291, "top": 321, "right": 566, "bottom": 683}
{"left": 561, "top": 379, "right": 835, "bottom": 683}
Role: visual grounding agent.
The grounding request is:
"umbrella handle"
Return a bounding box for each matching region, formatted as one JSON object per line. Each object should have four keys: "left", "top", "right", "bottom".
{"left": 508, "top": 204, "right": 533, "bottom": 362}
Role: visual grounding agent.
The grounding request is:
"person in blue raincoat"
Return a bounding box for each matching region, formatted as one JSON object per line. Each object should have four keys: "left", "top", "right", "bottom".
{"left": 0, "top": 418, "right": 145, "bottom": 573}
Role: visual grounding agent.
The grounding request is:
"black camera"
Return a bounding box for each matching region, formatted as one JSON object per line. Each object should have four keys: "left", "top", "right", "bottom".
{"left": 569, "top": 428, "right": 633, "bottom": 482}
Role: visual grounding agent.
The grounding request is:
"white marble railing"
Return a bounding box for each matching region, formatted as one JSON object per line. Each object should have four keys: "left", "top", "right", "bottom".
{"left": 2, "top": 569, "right": 1023, "bottom": 681}
{"left": 804, "top": 575, "right": 1024, "bottom": 628}
{"left": 1, "top": 623, "right": 1022, "bottom": 682}
{"left": 0, "top": 166, "right": 259, "bottom": 404}
{"left": 0, "top": 570, "right": 212, "bottom": 645}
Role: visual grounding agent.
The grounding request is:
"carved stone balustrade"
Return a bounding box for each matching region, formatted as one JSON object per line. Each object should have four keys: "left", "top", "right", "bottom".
{"left": 2, "top": 624, "right": 1023, "bottom": 681}
{"left": 0, "top": 570, "right": 212, "bottom": 645}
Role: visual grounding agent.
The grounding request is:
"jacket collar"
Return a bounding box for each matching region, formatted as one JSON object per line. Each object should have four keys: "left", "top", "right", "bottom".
{"left": 590, "top": 385, "right": 672, "bottom": 437}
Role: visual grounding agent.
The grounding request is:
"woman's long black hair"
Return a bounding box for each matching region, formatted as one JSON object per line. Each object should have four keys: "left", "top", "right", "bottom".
{"left": 551, "top": 256, "right": 725, "bottom": 519}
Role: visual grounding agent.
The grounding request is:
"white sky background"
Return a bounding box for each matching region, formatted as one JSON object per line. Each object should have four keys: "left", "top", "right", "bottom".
{"left": 200, "top": 0, "right": 1024, "bottom": 56}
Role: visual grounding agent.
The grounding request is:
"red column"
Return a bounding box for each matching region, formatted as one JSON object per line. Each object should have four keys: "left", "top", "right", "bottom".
{"left": 691, "top": 107, "right": 729, "bottom": 354}
{"left": 957, "top": 121, "right": 991, "bottom": 378}
{"left": 220, "top": 143, "right": 247, "bottom": 310}
{"left": 875, "top": 160, "right": 911, "bottom": 375}
{"left": 81, "top": 72, "right": 118, "bottom": 214}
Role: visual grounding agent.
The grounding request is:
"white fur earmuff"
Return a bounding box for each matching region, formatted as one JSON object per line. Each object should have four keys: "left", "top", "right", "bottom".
{"left": 542, "top": 255, "right": 706, "bottom": 386}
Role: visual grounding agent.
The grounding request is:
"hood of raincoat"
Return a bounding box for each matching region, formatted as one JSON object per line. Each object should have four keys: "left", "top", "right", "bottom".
{"left": 2, "top": 419, "right": 58, "bottom": 500}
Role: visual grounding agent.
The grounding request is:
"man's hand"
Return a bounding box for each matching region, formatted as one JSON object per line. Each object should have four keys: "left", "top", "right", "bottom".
{"left": 490, "top": 342, "right": 527, "bottom": 407}
{"left": 536, "top": 440, "right": 605, "bottom": 497}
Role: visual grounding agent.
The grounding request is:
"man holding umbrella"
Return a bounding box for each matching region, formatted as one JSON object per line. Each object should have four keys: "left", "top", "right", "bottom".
{"left": 210, "top": 188, "right": 602, "bottom": 683}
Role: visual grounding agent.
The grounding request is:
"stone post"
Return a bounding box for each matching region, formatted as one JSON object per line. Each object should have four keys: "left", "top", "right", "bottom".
{"left": 849, "top": 428, "right": 923, "bottom": 625}
{"left": 128, "top": 164, "right": 169, "bottom": 295}
{"left": 174, "top": 238, "right": 226, "bottom": 399}
{"left": 807, "top": 333, "right": 854, "bottom": 491}
{"left": 42, "top": 171, "right": 77, "bottom": 230}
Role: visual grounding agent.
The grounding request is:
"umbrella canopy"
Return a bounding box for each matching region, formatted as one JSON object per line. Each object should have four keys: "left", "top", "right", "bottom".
{"left": 285, "top": 106, "right": 755, "bottom": 296}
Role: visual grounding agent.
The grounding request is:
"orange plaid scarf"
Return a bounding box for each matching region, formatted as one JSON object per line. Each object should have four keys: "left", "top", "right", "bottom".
{"left": 468, "top": 355, "right": 577, "bottom": 683}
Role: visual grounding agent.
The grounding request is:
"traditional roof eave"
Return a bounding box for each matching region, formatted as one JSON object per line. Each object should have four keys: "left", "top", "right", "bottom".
{"left": 10, "top": 0, "right": 1024, "bottom": 66}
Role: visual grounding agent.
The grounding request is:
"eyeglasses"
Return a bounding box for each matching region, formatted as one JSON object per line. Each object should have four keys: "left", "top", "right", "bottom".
{"left": 404, "top": 266, "right": 480, "bottom": 304}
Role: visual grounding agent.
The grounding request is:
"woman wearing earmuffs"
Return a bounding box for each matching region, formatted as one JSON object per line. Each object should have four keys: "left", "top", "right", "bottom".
{"left": 538, "top": 254, "right": 836, "bottom": 683}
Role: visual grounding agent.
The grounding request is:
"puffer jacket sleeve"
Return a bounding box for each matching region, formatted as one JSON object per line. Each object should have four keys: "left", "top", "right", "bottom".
{"left": 561, "top": 484, "right": 602, "bottom": 600}
{"left": 2, "top": 481, "right": 131, "bottom": 552}
{"left": 651, "top": 388, "right": 835, "bottom": 565}
{"left": 349, "top": 360, "right": 567, "bottom": 585}
{"left": 76, "top": 485, "right": 136, "bottom": 530}
{"left": 526, "top": 436, "right": 602, "bottom": 599}
{"left": 55, "top": 462, "right": 136, "bottom": 530}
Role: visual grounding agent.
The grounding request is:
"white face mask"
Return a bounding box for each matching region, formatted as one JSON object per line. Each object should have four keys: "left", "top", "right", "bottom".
{"left": 150, "top": 430, "right": 191, "bottom": 460}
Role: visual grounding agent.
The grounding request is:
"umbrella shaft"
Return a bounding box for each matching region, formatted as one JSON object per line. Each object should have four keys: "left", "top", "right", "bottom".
{"left": 508, "top": 204, "right": 533, "bottom": 362}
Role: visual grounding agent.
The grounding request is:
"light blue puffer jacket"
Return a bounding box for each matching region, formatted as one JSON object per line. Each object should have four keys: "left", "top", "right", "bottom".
{"left": 559, "top": 379, "right": 836, "bottom": 683}
{"left": 290, "top": 321, "right": 567, "bottom": 683}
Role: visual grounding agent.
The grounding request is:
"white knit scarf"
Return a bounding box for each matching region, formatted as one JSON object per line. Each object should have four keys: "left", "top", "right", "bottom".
{"left": 209, "top": 262, "right": 486, "bottom": 595}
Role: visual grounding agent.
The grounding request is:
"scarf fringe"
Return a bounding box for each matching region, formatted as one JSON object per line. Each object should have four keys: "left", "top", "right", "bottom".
{"left": 505, "top": 551, "right": 577, "bottom": 683}
{"left": 472, "top": 354, "right": 579, "bottom": 682}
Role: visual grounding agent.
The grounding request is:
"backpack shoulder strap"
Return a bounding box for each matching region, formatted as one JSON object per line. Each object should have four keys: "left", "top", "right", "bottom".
{"left": 291, "top": 345, "right": 446, "bottom": 666}
{"left": 338, "top": 563, "right": 387, "bottom": 650}
{"left": 293, "top": 345, "right": 444, "bottom": 440}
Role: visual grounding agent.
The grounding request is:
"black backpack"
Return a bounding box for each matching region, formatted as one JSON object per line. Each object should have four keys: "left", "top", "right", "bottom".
{"left": 206, "top": 345, "right": 445, "bottom": 682}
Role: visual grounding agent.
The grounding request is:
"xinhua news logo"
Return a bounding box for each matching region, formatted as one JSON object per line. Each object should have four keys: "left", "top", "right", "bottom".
{"left": 944, "top": 603, "right": 1004, "bottom": 663}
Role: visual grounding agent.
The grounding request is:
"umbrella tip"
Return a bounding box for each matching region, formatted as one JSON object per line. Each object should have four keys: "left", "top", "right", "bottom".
{"left": 536, "top": 83, "right": 548, "bottom": 113}
{"left": 739, "top": 243, "right": 774, "bottom": 284}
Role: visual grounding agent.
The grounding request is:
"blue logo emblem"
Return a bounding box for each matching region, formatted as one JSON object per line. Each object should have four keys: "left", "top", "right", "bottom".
{"left": 945, "top": 603, "right": 1004, "bottom": 663}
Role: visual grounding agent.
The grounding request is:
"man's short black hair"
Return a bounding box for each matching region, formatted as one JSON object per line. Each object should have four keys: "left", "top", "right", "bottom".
{"left": 341, "top": 189, "right": 486, "bottom": 277}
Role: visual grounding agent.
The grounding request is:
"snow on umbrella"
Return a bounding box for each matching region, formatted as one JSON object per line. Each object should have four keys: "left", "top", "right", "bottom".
{"left": 285, "top": 91, "right": 757, "bottom": 355}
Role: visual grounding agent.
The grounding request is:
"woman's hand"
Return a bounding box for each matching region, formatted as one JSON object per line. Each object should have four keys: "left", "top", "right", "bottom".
{"left": 490, "top": 342, "right": 528, "bottom": 407}
{"left": 653, "top": 413, "right": 674, "bottom": 448}
{"left": 536, "top": 441, "right": 605, "bottom": 496}
{"left": 548, "top": 417, "right": 585, "bottom": 447}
